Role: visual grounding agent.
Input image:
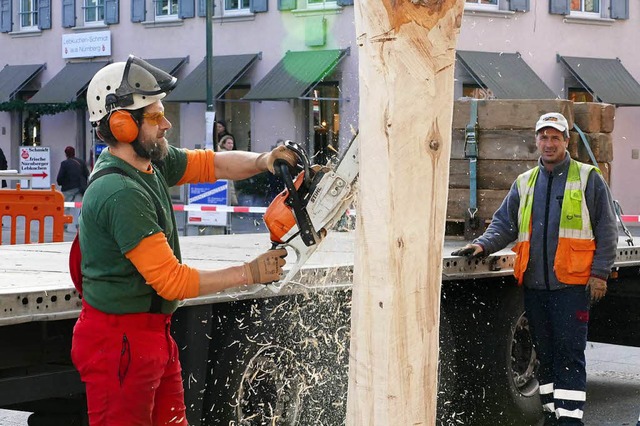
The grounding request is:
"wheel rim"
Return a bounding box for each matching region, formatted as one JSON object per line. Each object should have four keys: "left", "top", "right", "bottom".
{"left": 236, "top": 345, "right": 304, "bottom": 425}
{"left": 510, "top": 314, "right": 539, "bottom": 397}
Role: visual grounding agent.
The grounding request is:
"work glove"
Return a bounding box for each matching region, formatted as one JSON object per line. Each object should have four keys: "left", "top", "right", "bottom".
{"left": 451, "top": 243, "right": 485, "bottom": 259}
{"left": 244, "top": 248, "right": 288, "bottom": 285}
{"left": 256, "top": 144, "right": 299, "bottom": 174}
{"left": 586, "top": 275, "right": 607, "bottom": 302}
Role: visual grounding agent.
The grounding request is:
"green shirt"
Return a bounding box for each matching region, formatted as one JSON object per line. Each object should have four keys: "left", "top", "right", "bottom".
{"left": 79, "top": 146, "right": 188, "bottom": 314}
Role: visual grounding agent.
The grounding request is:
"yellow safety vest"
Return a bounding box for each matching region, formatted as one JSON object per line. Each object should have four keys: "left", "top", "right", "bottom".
{"left": 512, "top": 159, "right": 599, "bottom": 285}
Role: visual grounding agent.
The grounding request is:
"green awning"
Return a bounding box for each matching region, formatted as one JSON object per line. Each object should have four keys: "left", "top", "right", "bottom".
{"left": 243, "top": 49, "right": 348, "bottom": 101}
{"left": 145, "top": 57, "right": 189, "bottom": 75}
{"left": 28, "top": 61, "right": 108, "bottom": 104}
{"left": 0, "top": 64, "right": 46, "bottom": 102}
{"left": 558, "top": 55, "right": 640, "bottom": 106}
{"left": 164, "top": 54, "right": 259, "bottom": 102}
{"left": 457, "top": 50, "right": 556, "bottom": 99}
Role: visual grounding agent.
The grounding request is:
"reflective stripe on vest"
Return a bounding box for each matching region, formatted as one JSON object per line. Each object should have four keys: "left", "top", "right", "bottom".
{"left": 512, "top": 160, "right": 598, "bottom": 285}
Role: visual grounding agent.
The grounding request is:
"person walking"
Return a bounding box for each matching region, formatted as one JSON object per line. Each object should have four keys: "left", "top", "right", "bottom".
{"left": 56, "top": 146, "right": 89, "bottom": 232}
{"left": 71, "top": 55, "right": 297, "bottom": 426}
{"left": 451, "top": 112, "right": 618, "bottom": 426}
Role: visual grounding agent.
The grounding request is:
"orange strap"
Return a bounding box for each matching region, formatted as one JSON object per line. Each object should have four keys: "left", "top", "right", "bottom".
{"left": 176, "top": 149, "right": 216, "bottom": 186}
{"left": 125, "top": 232, "right": 200, "bottom": 300}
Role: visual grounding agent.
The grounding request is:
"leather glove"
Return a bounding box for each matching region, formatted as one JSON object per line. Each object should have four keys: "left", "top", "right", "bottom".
{"left": 586, "top": 275, "right": 607, "bottom": 302}
{"left": 451, "top": 243, "right": 484, "bottom": 259}
{"left": 256, "top": 144, "right": 299, "bottom": 174}
{"left": 244, "top": 248, "right": 288, "bottom": 285}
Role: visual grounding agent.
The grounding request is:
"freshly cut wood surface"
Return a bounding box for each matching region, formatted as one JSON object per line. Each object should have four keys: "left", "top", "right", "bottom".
{"left": 348, "top": 1, "right": 465, "bottom": 425}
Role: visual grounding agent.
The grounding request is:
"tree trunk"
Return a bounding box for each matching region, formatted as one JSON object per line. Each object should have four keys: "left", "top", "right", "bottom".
{"left": 347, "top": 1, "right": 465, "bottom": 425}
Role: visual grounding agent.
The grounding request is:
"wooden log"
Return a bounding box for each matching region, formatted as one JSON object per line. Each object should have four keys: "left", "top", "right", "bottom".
{"left": 348, "top": 1, "right": 464, "bottom": 425}
{"left": 452, "top": 99, "right": 574, "bottom": 130}
{"left": 573, "top": 102, "right": 603, "bottom": 133}
{"left": 447, "top": 188, "right": 508, "bottom": 221}
{"left": 451, "top": 129, "right": 539, "bottom": 160}
{"left": 449, "top": 159, "right": 537, "bottom": 190}
{"left": 601, "top": 103, "right": 615, "bottom": 133}
{"left": 568, "top": 131, "right": 613, "bottom": 163}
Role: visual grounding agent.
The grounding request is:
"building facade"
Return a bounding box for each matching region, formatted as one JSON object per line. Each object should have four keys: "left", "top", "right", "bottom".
{"left": 1, "top": 0, "right": 640, "bottom": 211}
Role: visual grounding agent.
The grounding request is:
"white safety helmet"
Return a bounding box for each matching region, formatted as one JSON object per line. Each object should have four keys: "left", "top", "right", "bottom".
{"left": 87, "top": 55, "right": 177, "bottom": 123}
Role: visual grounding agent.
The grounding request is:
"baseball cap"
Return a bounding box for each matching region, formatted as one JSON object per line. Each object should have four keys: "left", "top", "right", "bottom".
{"left": 535, "top": 112, "right": 569, "bottom": 135}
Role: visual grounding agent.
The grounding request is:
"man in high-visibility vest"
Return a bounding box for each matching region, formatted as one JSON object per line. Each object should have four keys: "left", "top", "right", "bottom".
{"left": 452, "top": 112, "right": 617, "bottom": 426}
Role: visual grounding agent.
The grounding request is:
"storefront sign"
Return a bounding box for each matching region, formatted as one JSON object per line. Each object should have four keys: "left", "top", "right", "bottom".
{"left": 19, "top": 146, "right": 51, "bottom": 189}
{"left": 188, "top": 181, "right": 229, "bottom": 226}
{"left": 62, "top": 31, "right": 111, "bottom": 59}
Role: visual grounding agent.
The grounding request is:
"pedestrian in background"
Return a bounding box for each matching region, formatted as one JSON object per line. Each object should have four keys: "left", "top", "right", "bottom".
{"left": 214, "top": 119, "right": 233, "bottom": 147}
{"left": 72, "top": 55, "right": 296, "bottom": 426}
{"left": 451, "top": 112, "right": 617, "bottom": 426}
{"left": 0, "top": 146, "right": 7, "bottom": 188}
{"left": 56, "top": 146, "right": 89, "bottom": 232}
{"left": 217, "top": 135, "right": 239, "bottom": 205}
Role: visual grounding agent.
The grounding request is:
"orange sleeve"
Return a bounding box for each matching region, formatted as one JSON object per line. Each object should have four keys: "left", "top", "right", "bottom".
{"left": 176, "top": 149, "right": 216, "bottom": 186}
{"left": 125, "top": 232, "right": 200, "bottom": 300}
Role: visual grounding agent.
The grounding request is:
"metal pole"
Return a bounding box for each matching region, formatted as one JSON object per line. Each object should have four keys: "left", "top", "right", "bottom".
{"left": 204, "top": 0, "right": 215, "bottom": 150}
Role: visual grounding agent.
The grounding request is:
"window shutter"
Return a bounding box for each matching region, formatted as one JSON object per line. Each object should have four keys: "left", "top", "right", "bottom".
{"left": 131, "top": 0, "right": 145, "bottom": 22}
{"left": 549, "top": 0, "right": 570, "bottom": 15}
{"left": 278, "top": 0, "right": 296, "bottom": 10}
{"left": 105, "top": 0, "right": 119, "bottom": 24}
{"left": 198, "top": 0, "right": 206, "bottom": 17}
{"left": 38, "top": 0, "right": 52, "bottom": 29}
{"left": 610, "top": 0, "right": 629, "bottom": 19}
{"left": 0, "top": 0, "right": 12, "bottom": 33}
{"left": 62, "top": 0, "right": 75, "bottom": 28}
{"left": 509, "top": 0, "right": 529, "bottom": 12}
{"left": 250, "top": 0, "right": 268, "bottom": 13}
{"left": 179, "top": 0, "right": 195, "bottom": 18}
{"left": 336, "top": 0, "right": 354, "bottom": 5}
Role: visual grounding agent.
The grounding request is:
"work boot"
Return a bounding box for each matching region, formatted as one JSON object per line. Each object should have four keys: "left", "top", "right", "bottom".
{"left": 543, "top": 413, "right": 558, "bottom": 426}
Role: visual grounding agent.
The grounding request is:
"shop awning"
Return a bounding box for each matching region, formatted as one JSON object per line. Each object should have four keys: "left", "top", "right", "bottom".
{"left": 243, "top": 49, "right": 348, "bottom": 101}
{"left": 456, "top": 50, "right": 556, "bottom": 99}
{"left": 27, "top": 61, "right": 108, "bottom": 104}
{"left": 164, "top": 54, "right": 259, "bottom": 102}
{"left": 0, "top": 64, "right": 46, "bottom": 102}
{"left": 558, "top": 55, "right": 640, "bottom": 106}
{"left": 145, "top": 57, "right": 189, "bottom": 75}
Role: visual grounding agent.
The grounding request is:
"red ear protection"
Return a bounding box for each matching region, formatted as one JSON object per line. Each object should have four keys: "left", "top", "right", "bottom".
{"left": 109, "top": 110, "right": 139, "bottom": 143}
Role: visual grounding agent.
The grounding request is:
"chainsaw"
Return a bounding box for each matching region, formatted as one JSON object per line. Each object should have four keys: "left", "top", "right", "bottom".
{"left": 263, "top": 134, "right": 359, "bottom": 291}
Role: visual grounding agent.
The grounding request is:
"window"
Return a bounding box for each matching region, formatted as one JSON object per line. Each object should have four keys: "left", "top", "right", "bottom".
{"left": 462, "top": 85, "right": 494, "bottom": 100}
{"left": 224, "top": 0, "right": 250, "bottom": 14}
{"left": 155, "top": 0, "right": 178, "bottom": 19}
{"left": 84, "top": 0, "right": 105, "bottom": 24}
{"left": 465, "top": 0, "right": 499, "bottom": 7}
{"left": 19, "top": 0, "right": 38, "bottom": 30}
{"left": 571, "top": 0, "right": 600, "bottom": 14}
{"left": 568, "top": 88, "right": 594, "bottom": 103}
{"left": 301, "top": 0, "right": 337, "bottom": 10}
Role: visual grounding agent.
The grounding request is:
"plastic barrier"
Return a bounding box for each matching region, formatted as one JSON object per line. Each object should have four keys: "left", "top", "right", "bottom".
{"left": 0, "top": 184, "right": 72, "bottom": 245}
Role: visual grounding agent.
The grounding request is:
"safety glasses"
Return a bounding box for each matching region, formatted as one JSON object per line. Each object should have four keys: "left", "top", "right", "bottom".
{"left": 143, "top": 110, "right": 166, "bottom": 126}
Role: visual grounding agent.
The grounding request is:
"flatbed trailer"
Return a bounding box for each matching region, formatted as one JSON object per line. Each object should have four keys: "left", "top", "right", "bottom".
{"left": 1, "top": 233, "right": 639, "bottom": 425}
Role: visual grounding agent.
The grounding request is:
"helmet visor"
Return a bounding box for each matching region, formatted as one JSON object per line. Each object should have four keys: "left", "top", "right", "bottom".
{"left": 115, "top": 56, "right": 177, "bottom": 101}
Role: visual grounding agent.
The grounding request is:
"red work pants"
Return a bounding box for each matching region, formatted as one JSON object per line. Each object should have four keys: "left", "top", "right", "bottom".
{"left": 71, "top": 301, "right": 188, "bottom": 426}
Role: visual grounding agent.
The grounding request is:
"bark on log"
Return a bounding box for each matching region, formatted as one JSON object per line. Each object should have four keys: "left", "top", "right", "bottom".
{"left": 348, "top": 1, "right": 464, "bottom": 425}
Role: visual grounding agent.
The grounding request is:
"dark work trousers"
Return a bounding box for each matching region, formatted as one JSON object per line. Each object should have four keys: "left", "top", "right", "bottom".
{"left": 524, "top": 286, "right": 590, "bottom": 425}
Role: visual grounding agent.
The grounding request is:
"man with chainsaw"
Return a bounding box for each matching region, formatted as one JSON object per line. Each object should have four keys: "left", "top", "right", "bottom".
{"left": 71, "top": 56, "right": 298, "bottom": 426}
{"left": 451, "top": 112, "right": 617, "bottom": 426}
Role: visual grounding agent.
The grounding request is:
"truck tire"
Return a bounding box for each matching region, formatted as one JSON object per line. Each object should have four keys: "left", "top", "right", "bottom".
{"left": 446, "top": 279, "right": 543, "bottom": 426}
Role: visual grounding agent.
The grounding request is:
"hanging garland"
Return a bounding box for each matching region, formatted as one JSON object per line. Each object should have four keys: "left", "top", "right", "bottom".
{"left": 0, "top": 99, "right": 87, "bottom": 115}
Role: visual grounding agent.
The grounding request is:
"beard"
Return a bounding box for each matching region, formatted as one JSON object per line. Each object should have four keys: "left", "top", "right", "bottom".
{"left": 132, "top": 135, "right": 169, "bottom": 162}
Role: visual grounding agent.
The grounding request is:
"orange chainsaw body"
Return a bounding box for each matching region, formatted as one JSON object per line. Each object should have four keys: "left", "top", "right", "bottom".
{"left": 264, "top": 172, "right": 306, "bottom": 244}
